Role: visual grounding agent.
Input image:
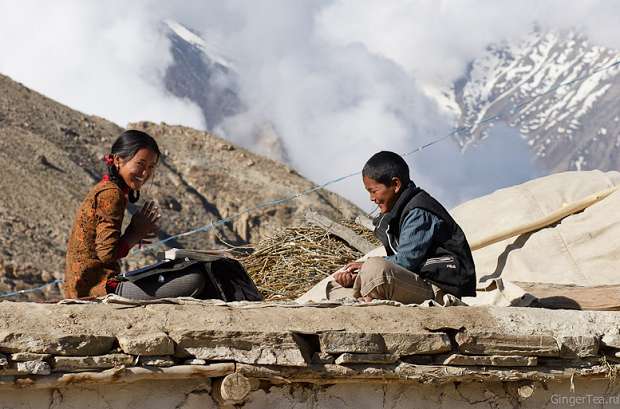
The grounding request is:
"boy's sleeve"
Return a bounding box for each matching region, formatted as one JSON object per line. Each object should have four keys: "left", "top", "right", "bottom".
{"left": 385, "top": 208, "right": 442, "bottom": 272}
{"left": 94, "top": 188, "right": 126, "bottom": 264}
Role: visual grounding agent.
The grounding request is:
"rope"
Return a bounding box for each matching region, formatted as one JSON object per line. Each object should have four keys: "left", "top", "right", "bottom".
{"left": 0, "top": 279, "right": 63, "bottom": 299}
{"left": 4, "top": 58, "right": 619, "bottom": 297}
{"left": 135, "top": 57, "right": 620, "bottom": 254}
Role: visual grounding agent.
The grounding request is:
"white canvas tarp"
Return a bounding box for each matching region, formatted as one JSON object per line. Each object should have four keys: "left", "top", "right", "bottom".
{"left": 452, "top": 170, "right": 620, "bottom": 287}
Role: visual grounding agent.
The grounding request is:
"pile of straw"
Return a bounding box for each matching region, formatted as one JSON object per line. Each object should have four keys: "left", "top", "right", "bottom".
{"left": 242, "top": 221, "right": 378, "bottom": 300}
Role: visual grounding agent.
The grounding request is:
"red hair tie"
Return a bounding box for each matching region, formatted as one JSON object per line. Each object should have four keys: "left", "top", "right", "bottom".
{"left": 103, "top": 154, "right": 114, "bottom": 166}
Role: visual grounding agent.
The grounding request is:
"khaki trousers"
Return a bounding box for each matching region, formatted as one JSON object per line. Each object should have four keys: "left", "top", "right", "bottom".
{"left": 327, "top": 257, "right": 443, "bottom": 304}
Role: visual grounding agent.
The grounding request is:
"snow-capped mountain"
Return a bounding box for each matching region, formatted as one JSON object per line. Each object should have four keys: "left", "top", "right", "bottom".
{"left": 162, "top": 20, "right": 242, "bottom": 130}
{"left": 164, "top": 21, "right": 620, "bottom": 174}
{"left": 439, "top": 30, "right": 620, "bottom": 173}
{"left": 162, "top": 20, "right": 289, "bottom": 161}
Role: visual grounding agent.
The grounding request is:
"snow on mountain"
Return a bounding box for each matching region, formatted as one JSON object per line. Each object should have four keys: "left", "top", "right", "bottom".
{"left": 162, "top": 20, "right": 288, "bottom": 162}
{"left": 163, "top": 21, "right": 620, "bottom": 175}
{"left": 162, "top": 20, "right": 242, "bottom": 130}
{"left": 163, "top": 20, "right": 234, "bottom": 71}
{"left": 438, "top": 30, "right": 620, "bottom": 173}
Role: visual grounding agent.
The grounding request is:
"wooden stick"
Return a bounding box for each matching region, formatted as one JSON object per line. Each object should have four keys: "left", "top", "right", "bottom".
{"left": 236, "top": 362, "right": 619, "bottom": 385}
{"left": 305, "top": 211, "right": 376, "bottom": 254}
{"left": 470, "top": 186, "right": 620, "bottom": 251}
{"left": 219, "top": 372, "right": 252, "bottom": 402}
{"left": 0, "top": 363, "right": 235, "bottom": 390}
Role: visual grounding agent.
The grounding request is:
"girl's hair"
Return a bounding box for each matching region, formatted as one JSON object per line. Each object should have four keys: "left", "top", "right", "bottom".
{"left": 105, "top": 130, "right": 161, "bottom": 203}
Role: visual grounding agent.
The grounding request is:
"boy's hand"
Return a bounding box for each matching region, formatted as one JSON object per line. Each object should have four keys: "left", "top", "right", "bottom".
{"left": 343, "top": 261, "right": 363, "bottom": 274}
{"left": 333, "top": 270, "right": 356, "bottom": 288}
{"left": 333, "top": 262, "right": 363, "bottom": 288}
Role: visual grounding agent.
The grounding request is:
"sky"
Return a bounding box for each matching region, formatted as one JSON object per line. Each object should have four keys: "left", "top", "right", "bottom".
{"left": 1, "top": 0, "right": 619, "bottom": 211}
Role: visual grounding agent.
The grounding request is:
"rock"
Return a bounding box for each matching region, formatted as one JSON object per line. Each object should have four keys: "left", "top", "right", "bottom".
{"left": 138, "top": 356, "right": 176, "bottom": 367}
{"left": 538, "top": 357, "right": 602, "bottom": 368}
{"left": 16, "top": 360, "right": 51, "bottom": 375}
{"left": 456, "top": 333, "right": 560, "bottom": 357}
{"left": 321, "top": 332, "right": 452, "bottom": 356}
{"left": 0, "top": 361, "right": 51, "bottom": 375}
{"left": 0, "top": 332, "right": 115, "bottom": 356}
{"left": 558, "top": 336, "right": 599, "bottom": 358}
{"left": 383, "top": 333, "right": 452, "bottom": 356}
{"left": 117, "top": 332, "right": 175, "bottom": 356}
{"left": 171, "top": 330, "right": 310, "bottom": 367}
{"left": 441, "top": 354, "right": 538, "bottom": 367}
{"left": 335, "top": 353, "right": 398, "bottom": 365}
{"left": 319, "top": 332, "right": 385, "bottom": 354}
{"left": 10, "top": 352, "right": 51, "bottom": 362}
{"left": 400, "top": 355, "right": 435, "bottom": 365}
{"left": 0, "top": 353, "right": 7, "bottom": 367}
{"left": 52, "top": 354, "right": 135, "bottom": 372}
{"left": 184, "top": 358, "right": 207, "bottom": 365}
{"left": 602, "top": 333, "right": 620, "bottom": 349}
{"left": 311, "top": 352, "right": 335, "bottom": 364}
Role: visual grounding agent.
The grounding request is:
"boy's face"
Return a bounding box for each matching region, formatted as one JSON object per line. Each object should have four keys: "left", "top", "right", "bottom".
{"left": 363, "top": 176, "right": 402, "bottom": 214}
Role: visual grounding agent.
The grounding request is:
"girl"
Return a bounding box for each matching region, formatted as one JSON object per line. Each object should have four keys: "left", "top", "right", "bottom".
{"left": 64, "top": 130, "right": 205, "bottom": 299}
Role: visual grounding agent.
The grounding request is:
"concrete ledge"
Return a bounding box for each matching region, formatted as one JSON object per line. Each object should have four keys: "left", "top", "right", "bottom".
{"left": 0, "top": 301, "right": 617, "bottom": 389}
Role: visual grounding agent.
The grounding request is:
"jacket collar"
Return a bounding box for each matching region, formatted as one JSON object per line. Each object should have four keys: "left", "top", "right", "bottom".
{"left": 102, "top": 174, "right": 130, "bottom": 195}
{"left": 373, "top": 182, "right": 418, "bottom": 228}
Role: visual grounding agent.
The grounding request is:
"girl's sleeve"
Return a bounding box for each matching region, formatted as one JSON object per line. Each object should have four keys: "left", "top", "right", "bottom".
{"left": 94, "top": 188, "right": 126, "bottom": 263}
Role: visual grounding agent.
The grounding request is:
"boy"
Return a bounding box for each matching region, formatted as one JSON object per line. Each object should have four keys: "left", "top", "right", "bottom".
{"left": 330, "top": 151, "right": 476, "bottom": 303}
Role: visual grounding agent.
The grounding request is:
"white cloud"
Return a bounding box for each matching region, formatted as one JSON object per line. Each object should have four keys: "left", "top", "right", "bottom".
{"left": 204, "top": 0, "right": 620, "bottom": 209}
{"left": 1, "top": 0, "right": 618, "bottom": 211}
{"left": 0, "top": 0, "right": 204, "bottom": 129}
{"left": 316, "top": 0, "right": 620, "bottom": 89}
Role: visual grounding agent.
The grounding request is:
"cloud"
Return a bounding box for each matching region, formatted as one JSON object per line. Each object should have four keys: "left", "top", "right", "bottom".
{"left": 0, "top": 0, "right": 204, "bottom": 129}
{"left": 202, "top": 0, "right": 620, "bottom": 209}
{"left": 316, "top": 0, "right": 620, "bottom": 89}
{"left": 1, "top": 0, "right": 618, "bottom": 211}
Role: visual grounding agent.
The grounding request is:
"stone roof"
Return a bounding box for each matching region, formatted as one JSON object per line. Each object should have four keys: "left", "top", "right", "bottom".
{"left": 0, "top": 298, "right": 619, "bottom": 393}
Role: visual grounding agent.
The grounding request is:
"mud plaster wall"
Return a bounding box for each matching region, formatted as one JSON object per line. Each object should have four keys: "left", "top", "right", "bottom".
{"left": 1, "top": 378, "right": 619, "bottom": 409}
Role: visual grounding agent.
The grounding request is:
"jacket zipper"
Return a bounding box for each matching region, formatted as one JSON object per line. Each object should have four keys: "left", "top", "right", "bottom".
{"left": 385, "top": 224, "right": 399, "bottom": 254}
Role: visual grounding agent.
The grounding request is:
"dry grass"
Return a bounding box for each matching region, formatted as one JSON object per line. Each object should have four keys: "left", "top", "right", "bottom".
{"left": 241, "top": 221, "right": 379, "bottom": 301}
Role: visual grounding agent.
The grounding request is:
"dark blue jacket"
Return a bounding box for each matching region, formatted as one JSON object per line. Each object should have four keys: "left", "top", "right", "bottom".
{"left": 373, "top": 183, "right": 476, "bottom": 297}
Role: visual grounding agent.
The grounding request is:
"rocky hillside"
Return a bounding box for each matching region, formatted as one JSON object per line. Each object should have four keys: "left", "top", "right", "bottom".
{"left": 0, "top": 73, "right": 363, "bottom": 301}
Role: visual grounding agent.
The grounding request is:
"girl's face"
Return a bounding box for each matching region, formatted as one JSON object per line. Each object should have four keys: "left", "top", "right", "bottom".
{"left": 115, "top": 148, "right": 158, "bottom": 191}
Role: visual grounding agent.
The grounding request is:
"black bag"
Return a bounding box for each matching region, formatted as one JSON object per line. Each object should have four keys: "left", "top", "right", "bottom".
{"left": 121, "top": 257, "right": 263, "bottom": 302}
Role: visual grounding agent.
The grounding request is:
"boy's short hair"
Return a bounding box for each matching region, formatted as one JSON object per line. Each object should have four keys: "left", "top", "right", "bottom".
{"left": 362, "top": 151, "right": 411, "bottom": 186}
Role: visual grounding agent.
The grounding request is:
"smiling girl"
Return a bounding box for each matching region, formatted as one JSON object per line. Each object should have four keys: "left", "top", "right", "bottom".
{"left": 64, "top": 130, "right": 162, "bottom": 298}
{"left": 65, "top": 129, "right": 209, "bottom": 300}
